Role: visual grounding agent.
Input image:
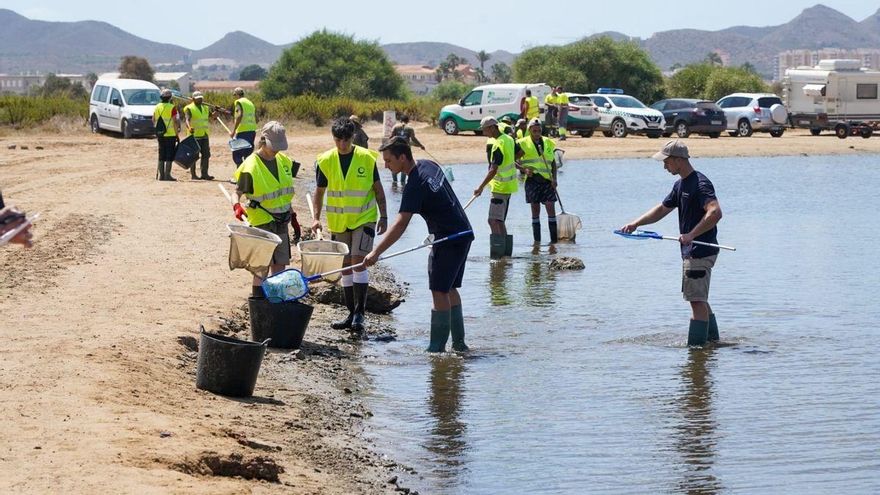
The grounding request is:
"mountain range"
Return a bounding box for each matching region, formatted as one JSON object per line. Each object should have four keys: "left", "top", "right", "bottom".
{"left": 2, "top": 5, "right": 880, "bottom": 79}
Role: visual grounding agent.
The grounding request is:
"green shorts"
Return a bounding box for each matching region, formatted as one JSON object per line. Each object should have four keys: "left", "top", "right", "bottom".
{"left": 682, "top": 255, "right": 717, "bottom": 302}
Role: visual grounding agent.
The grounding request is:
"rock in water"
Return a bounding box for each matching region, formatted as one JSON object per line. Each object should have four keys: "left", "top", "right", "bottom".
{"left": 549, "top": 256, "right": 585, "bottom": 271}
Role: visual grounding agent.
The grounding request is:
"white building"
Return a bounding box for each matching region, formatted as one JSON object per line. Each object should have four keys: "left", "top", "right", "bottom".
{"left": 100, "top": 72, "right": 190, "bottom": 93}
{"left": 0, "top": 73, "right": 92, "bottom": 95}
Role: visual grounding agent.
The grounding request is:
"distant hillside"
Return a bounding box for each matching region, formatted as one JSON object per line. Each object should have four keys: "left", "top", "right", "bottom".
{"left": 193, "top": 31, "right": 282, "bottom": 64}
{"left": 381, "top": 42, "right": 515, "bottom": 67}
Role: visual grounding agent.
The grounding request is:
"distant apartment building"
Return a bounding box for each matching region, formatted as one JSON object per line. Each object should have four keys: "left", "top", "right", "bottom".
{"left": 777, "top": 48, "right": 880, "bottom": 80}
{"left": 395, "top": 64, "right": 479, "bottom": 95}
{"left": 193, "top": 58, "right": 238, "bottom": 70}
{"left": 0, "top": 73, "right": 91, "bottom": 95}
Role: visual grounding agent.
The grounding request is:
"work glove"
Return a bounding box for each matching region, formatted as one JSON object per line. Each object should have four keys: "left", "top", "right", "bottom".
{"left": 233, "top": 203, "right": 246, "bottom": 221}
{"left": 290, "top": 211, "right": 302, "bottom": 243}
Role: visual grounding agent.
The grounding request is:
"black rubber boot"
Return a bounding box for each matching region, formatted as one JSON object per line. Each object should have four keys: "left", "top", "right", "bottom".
{"left": 350, "top": 282, "right": 368, "bottom": 334}
{"left": 504, "top": 235, "right": 513, "bottom": 257}
{"left": 532, "top": 219, "right": 541, "bottom": 243}
{"left": 426, "top": 310, "right": 450, "bottom": 353}
{"left": 708, "top": 313, "right": 719, "bottom": 342}
{"left": 549, "top": 219, "right": 558, "bottom": 244}
{"left": 164, "top": 161, "right": 177, "bottom": 181}
{"left": 450, "top": 305, "right": 469, "bottom": 352}
{"left": 687, "top": 319, "right": 709, "bottom": 346}
{"left": 157, "top": 160, "right": 166, "bottom": 180}
{"left": 330, "top": 285, "right": 355, "bottom": 329}
{"left": 251, "top": 285, "right": 264, "bottom": 298}
{"left": 190, "top": 161, "right": 198, "bottom": 179}
{"left": 201, "top": 158, "right": 213, "bottom": 180}
{"left": 489, "top": 234, "right": 505, "bottom": 260}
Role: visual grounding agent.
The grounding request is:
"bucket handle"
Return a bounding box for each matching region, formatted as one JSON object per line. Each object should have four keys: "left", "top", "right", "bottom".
{"left": 261, "top": 338, "right": 272, "bottom": 346}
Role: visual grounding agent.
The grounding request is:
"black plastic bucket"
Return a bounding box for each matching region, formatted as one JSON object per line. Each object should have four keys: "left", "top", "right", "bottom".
{"left": 196, "top": 330, "right": 268, "bottom": 397}
{"left": 249, "top": 297, "right": 313, "bottom": 349}
{"left": 174, "top": 135, "right": 200, "bottom": 169}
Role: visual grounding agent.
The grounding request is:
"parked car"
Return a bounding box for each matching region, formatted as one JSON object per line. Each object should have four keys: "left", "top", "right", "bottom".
{"left": 650, "top": 98, "right": 726, "bottom": 138}
{"left": 562, "top": 93, "right": 600, "bottom": 137}
{"left": 438, "top": 83, "right": 551, "bottom": 135}
{"left": 716, "top": 93, "right": 788, "bottom": 137}
{"left": 89, "top": 78, "right": 162, "bottom": 138}
{"left": 585, "top": 89, "right": 665, "bottom": 138}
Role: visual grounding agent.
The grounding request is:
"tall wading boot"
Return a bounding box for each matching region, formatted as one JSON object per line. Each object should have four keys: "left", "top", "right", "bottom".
{"left": 687, "top": 319, "right": 709, "bottom": 346}
{"left": 157, "top": 160, "right": 166, "bottom": 180}
{"left": 190, "top": 161, "right": 198, "bottom": 179}
{"left": 489, "top": 234, "right": 506, "bottom": 260}
{"left": 350, "top": 282, "right": 368, "bottom": 334}
{"left": 532, "top": 219, "right": 541, "bottom": 243}
{"left": 426, "top": 309, "right": 451, "bottom": 353}
{"left": 708, "top": 313, "right": 720, "bottom": 342}
{"left": 549, "top": 218, "right": 558, "bottom": 244}
{"left": 330, "top": 285, "right": 355, "bottom": 329}
{"left": 201, "top": 158, "right": 213, "bottom": 180}
{"left": 449, "top": 305, "right": 469, "bottom": 352}
{"left": 164, "top": 161, "right": 177, "bottom": 181}
{"left": 504, "top": 234, "right": 513, "bottom": 257}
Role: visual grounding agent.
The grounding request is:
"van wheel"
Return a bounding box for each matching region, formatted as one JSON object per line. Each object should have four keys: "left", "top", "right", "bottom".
{"left": 769, "top": 128, "right": 785, "bottom": 138}
{"left": 810, "top": 128, "right": 822, "bottom": 136}
{"left": 611, "top": 119, "right": 627, "bottom": 138}
{"left": 737, "top": 119, "right": 753, "bottom": 137}
{"left": 121, "top": 119, "right": 132, "bottom": 139}
{"left": 675, "top": 121, "right": 690, "bottom": 138}
{"left": 442, "top": 118, "right": 459, "bottom": 135}
{"left": 602, "top": 131, "right": 613, "bottom": 138}
{"left": 835, "top": 123, "right": 850, "bottom": 139}
{"left": 90, "top": 114, "right": 100, "bottom": 134}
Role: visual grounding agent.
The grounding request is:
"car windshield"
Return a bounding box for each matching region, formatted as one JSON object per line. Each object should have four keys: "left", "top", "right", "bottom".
{"left": 609, "top": 96, "right": 646, "bottom": 109}
{"left": 123, "top": 89, "right": 161, "bottom": 106}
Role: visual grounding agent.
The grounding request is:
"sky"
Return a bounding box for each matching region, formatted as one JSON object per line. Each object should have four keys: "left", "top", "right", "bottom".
{"left": 2, "top": 1, "right": 879, "bottom": 52}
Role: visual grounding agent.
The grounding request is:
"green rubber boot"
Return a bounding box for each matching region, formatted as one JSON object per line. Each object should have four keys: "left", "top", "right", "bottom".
{"left": 426, "top": 310, "right": 450, "bottom": 353}
{"left": 489, "top": 234, "right": 506, "bottom": 260}
{"left": 450, "top": 305, "right": 469, "bottom": 352}
{"left": 504, "top": 234, "right": 513, "bottom": 257}
{"left": 708, "top": 313, "right": 719, "bottom": 342}
{"left": 687, "top": 319, "right": 709, "bottom": 346}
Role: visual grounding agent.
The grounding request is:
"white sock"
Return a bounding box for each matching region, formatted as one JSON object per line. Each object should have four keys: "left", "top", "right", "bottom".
{"left": 341, "top": 273, "right": 353, "bottom": 287}
{"left": 352, "top": 270, "right": 369, "bottom": 284}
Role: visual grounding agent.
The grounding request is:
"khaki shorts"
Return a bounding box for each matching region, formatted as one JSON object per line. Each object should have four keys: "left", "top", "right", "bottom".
{"left": 488, "top": 192, "right": 511, "bottom": 222}
{"left": 256, "top": 221, "right": 291, "bottom": 266}
{"left": 682, "top": 255, "right": 717, "bottom": 302}
{"left": 332, "top": 223, "right": 376, "bottom": 257}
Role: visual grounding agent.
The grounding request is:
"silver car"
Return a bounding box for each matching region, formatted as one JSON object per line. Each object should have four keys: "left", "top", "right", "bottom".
{"left": 716, "top": 93, "right": 789, "bottom": 137}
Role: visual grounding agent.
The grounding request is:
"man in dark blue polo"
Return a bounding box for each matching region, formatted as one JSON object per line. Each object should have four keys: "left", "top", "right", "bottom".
{"left": 620, "top": 140, "right": 723, "bottom": 346}
{"left": 364, "top": 136, "right": 475, "bottom": 352}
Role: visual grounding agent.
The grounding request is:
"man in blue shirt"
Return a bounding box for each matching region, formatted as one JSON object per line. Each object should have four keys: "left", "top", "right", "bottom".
{"left": 365, "top": 136, "right": 475, "bottom": 352}
{"left": 619, "top": 140, "right": 723, "bottom": 346}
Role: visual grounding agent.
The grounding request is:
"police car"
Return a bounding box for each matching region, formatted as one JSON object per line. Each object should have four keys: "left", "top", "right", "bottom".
{"left": 586, "top": 88, "right": 665, "bottom": 138}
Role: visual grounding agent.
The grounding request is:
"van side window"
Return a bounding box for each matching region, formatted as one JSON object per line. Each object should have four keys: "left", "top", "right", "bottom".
{"left": 462, "top": 90, "right": 483, "bottom": 107}
{"left": 856, "top": 84, "right": 878, "bottom": 99}
{"left": 110, "top": 89, "right": 122, "bottom": 106}
{"left": 92, "top": 85, "right": 109, "bottom": 103}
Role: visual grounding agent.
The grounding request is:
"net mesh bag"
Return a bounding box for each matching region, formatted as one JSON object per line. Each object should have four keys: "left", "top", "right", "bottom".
{"left": 297, "top": 239, "right": 349, "bottom": 282}
{"left": 227, "top": 224, "right": 282, "bottom": 278}
{"left": 556, "top": 212, "right": 582, "bottom": 241}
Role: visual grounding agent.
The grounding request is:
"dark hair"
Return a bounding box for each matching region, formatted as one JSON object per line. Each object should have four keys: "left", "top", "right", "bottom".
{"left": 161, "top": 95, "right": 172, "bottom": 102}
{"left": 331, "top": 117, "right": 355, "bottom": 139}
{"left": 525, "top": 89, "right": 532, "bottom": 96}
{"left": 400, "top": 114, "right": 410, "bottom": 123}
{"left": 379, "top": 136, "right": 413, "bottom": 161}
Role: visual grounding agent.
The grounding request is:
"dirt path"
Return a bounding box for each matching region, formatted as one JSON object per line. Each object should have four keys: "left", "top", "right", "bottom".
{"left": 1, "top": 120, "right": 878, "bottom": 492}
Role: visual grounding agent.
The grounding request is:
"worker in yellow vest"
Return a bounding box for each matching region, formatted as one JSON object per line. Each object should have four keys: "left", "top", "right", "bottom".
{"left": 230, "top": 87, "right": 257, "bottom": 165}
{"left": 311, "top": 118, "right": 388, "bottom": 335}
{"left": 233, "top": 121, "right": 300, "bottom": 296}
{"left": 518, "top": 118, "right": 559, "bottom": 243}
{"left": 556, "top": 86, "right": 570, "bottom": 141}
{"left": 515, "top": 118, "right": 528, "bottom": 139}
{"left": 523, "top": 89, "right": 540, "bottom": 121}
{"left": 473, "top": 116, "right": 524, "bottom": 259}
{"left": 152, "top": 88, "right": 181, "bottom": 181}
{"left": 183, "top": 91, "right": 217, "bottom": 180}
{"left": 544, "top": 87, "right": 559, "bottom": 133}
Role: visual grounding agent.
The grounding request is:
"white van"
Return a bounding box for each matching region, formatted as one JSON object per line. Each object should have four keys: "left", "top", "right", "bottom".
{"left": 89, "top": 79, "right": 162, "bottom": 138}
{"left": 439, "top": 83, "right": 551, "bottom": 135}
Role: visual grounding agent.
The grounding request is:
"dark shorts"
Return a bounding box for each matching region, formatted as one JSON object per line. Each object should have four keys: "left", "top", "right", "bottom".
{"left": 524, "top": 175, "right": 557, "bottom": 204}
{"left": 256, "top": 220, "right": 291, "bottom": 266}
{"left": 157, "top": 137, "right": 178, "bottom": 161}
{"left": 195, "top": 137, "right": 210, "bottom": 160}
{"left": 232, "top": 131, "right": 256, "bottom": 165}
{"left": 428, "top": 240, "right": 470, "bottom": 292}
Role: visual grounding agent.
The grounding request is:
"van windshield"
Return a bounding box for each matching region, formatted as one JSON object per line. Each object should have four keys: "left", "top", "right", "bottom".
{"left": 609, "top": 96, "right": 646, "bottom": 109}
{"left": 123, "top": 89, "right": 161, "bottom": 106}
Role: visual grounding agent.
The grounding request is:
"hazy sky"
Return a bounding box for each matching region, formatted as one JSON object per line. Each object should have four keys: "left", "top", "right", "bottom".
{"left": 2, "top": 1, "right": 878, "bottom": 51}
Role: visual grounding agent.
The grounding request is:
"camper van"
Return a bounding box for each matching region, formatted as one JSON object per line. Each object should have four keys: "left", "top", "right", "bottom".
{"left": 438, "top": 83, "right": 551, "bottom": 135}
{"left": 89, "top": 78, "right": 162, "bottom": 138}
{"left": 783, "top": 59, "right": 880, "bottom": 138}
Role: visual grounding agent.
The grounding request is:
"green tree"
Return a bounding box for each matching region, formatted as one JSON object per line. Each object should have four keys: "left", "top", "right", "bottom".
{"left": 740, "top": 62, "right": 757, "bottom": 74}
{"left": 36, "top": 73, "right": 88, "bottom": 99}
{"left": 476, "top": 50, "right": 491, "bottom": 81}
{"left": 118, "top": 56, "right": 154, "bottom": 82}
{"left": 432, "top": 80, "right": 473, "bottom": 102}
{"left": 705, "top": 52, "right": 723, "bottom": 66}
{"left": 491, "top": 62, "right": 512, "bottom": 83}
{"left": 513, "top": 37, "right": 664, "bottom": 102}
{"left": 239, "top": 64, "right": 268, "bottom": 81}
{"left": 702, "top": 67, "right": 767, "bottom": 100}
{"left": 665, "top": 63, "right": 715, "bottom": 98}
{"left": 85, "top": 72, "right": 98, "bottom": 88}
{"left": 262, "top": 30, "right": 405, "bottom": 100}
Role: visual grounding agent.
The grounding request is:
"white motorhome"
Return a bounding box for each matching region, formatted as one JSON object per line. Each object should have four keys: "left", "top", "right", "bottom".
{"left": 438, "top": 83, "right": 551, "bottom": 135}
{"left": 783, "top": 59, "right": 880, "bottom": 138}
{"left": 89, "top": 78, "right": 162, "bottom": 138}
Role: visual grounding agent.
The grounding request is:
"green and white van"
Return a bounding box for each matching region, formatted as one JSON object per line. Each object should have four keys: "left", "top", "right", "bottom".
{"left": 438, "top": 83, "right": 551, "bottom": 135}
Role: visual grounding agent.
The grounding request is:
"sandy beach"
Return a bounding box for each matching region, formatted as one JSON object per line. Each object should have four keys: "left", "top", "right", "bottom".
{"left": 1, "top": 118, "right": 879, "bottom": 493}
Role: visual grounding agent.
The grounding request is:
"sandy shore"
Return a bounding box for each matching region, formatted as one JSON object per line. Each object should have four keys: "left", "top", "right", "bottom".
{"left": 1, "top": 119, "right": 878, "bottom": 492}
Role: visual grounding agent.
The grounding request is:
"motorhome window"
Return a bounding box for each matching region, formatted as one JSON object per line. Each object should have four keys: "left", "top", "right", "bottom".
{"left": 123, "top": 89, "right": 161, "bottom": 105}
{"left": 609, "top": 96, "right": 646, "bottom": 109}
{"left": 462, "top": 91, "right": 483, "bottom": 106}
{"left": 93, "top": 85, "right": 109, "bottom": 103}
{"left": 856, "top": 84, "right": 878, "bottom": 99}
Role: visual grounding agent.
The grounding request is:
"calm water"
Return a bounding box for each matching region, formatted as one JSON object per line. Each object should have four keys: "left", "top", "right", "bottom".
{"left": 357, "top": 154, "right": 880, "bottom": 494}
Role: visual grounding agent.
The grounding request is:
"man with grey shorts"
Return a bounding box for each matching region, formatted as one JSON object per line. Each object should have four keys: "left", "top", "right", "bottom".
{"left": 619, "top": 140, "right": 723, "bottom": 346}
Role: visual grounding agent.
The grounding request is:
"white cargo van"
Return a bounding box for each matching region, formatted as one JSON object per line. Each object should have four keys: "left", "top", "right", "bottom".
{"left": 89, "top": 79, "right": 162, "bottom": 138}
{"left": 783, "top": 59, "right": 880, "bottom": 138}
{"left": 438, "top": 83, "right": 551, "bottom": 135}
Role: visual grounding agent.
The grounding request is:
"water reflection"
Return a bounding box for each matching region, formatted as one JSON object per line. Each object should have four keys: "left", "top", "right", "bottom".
{"left": 424, "top": 356, "right": 468, "bottom": 487}
{"left": 523, "top": 247, "right": 557, "bottom": 308}
{"left": 488, "top": 261, "right": 512, "bottom": 306}
{"left": 674, "top": 347, "right": 722, "bottom": 494}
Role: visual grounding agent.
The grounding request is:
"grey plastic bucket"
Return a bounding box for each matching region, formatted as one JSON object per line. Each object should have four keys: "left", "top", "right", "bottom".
{"left": 196, "top": 330, "right": 268, "bottom": 397}
{"left": 249, "top": 297, "right": 313, "bottom": 349}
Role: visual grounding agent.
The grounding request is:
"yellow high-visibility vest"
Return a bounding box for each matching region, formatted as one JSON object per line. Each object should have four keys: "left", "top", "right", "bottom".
{"left": 489, "top": 133, "right": 518, "bottom": 194}
{"left": 184, "top": 102, "right": 210, "bottom": 138}
{"left": 234, "top": 97, "right": 257, "bottom": 133}
{"left": 153, "top": 102, "right": 177, "bottom": 137}
{"left": 525, "top": 96, "right": 540, "bottom": 119}
{"left": 316, "top": 146, "right": 379, "bottom": 233}
{"left": 232, "top": 152, "right": 295, "bottom": 227}
{"left": 517, "top": 136, "right": 556, "bottom": 180}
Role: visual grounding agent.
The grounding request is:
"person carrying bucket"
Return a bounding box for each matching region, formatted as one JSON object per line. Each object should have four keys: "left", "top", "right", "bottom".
{"left": 472, "top": 116, "right": 523, "bottom": 259}
{"left": 517, "top": 117, "right": 559, "bottom": 244}
{"left": 312, "top": 118, "right": 388, "bottom": 335}
{"left": 619, "top": 140, "right": 724, "bottom": 346}
{"left": 183, "top": 91, "right": 217, "bottom": 181}
{"left": 233, "top": 121, "right": 300, "bottom": 296}
{"left": 229, "top": 87, "right": 257, "bottom": 166}
{"left": 365, "top": 136, "right": 474, "bottom": 352}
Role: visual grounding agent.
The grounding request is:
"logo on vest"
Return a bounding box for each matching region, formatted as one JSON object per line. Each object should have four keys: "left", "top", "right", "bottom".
{"left": 357, "top": 167, "right": 366, "bottom": 177}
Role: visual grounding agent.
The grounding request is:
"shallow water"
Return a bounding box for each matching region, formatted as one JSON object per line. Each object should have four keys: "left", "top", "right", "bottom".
{"left": 358, "top": 154, "right": 880, "bottom": 493}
